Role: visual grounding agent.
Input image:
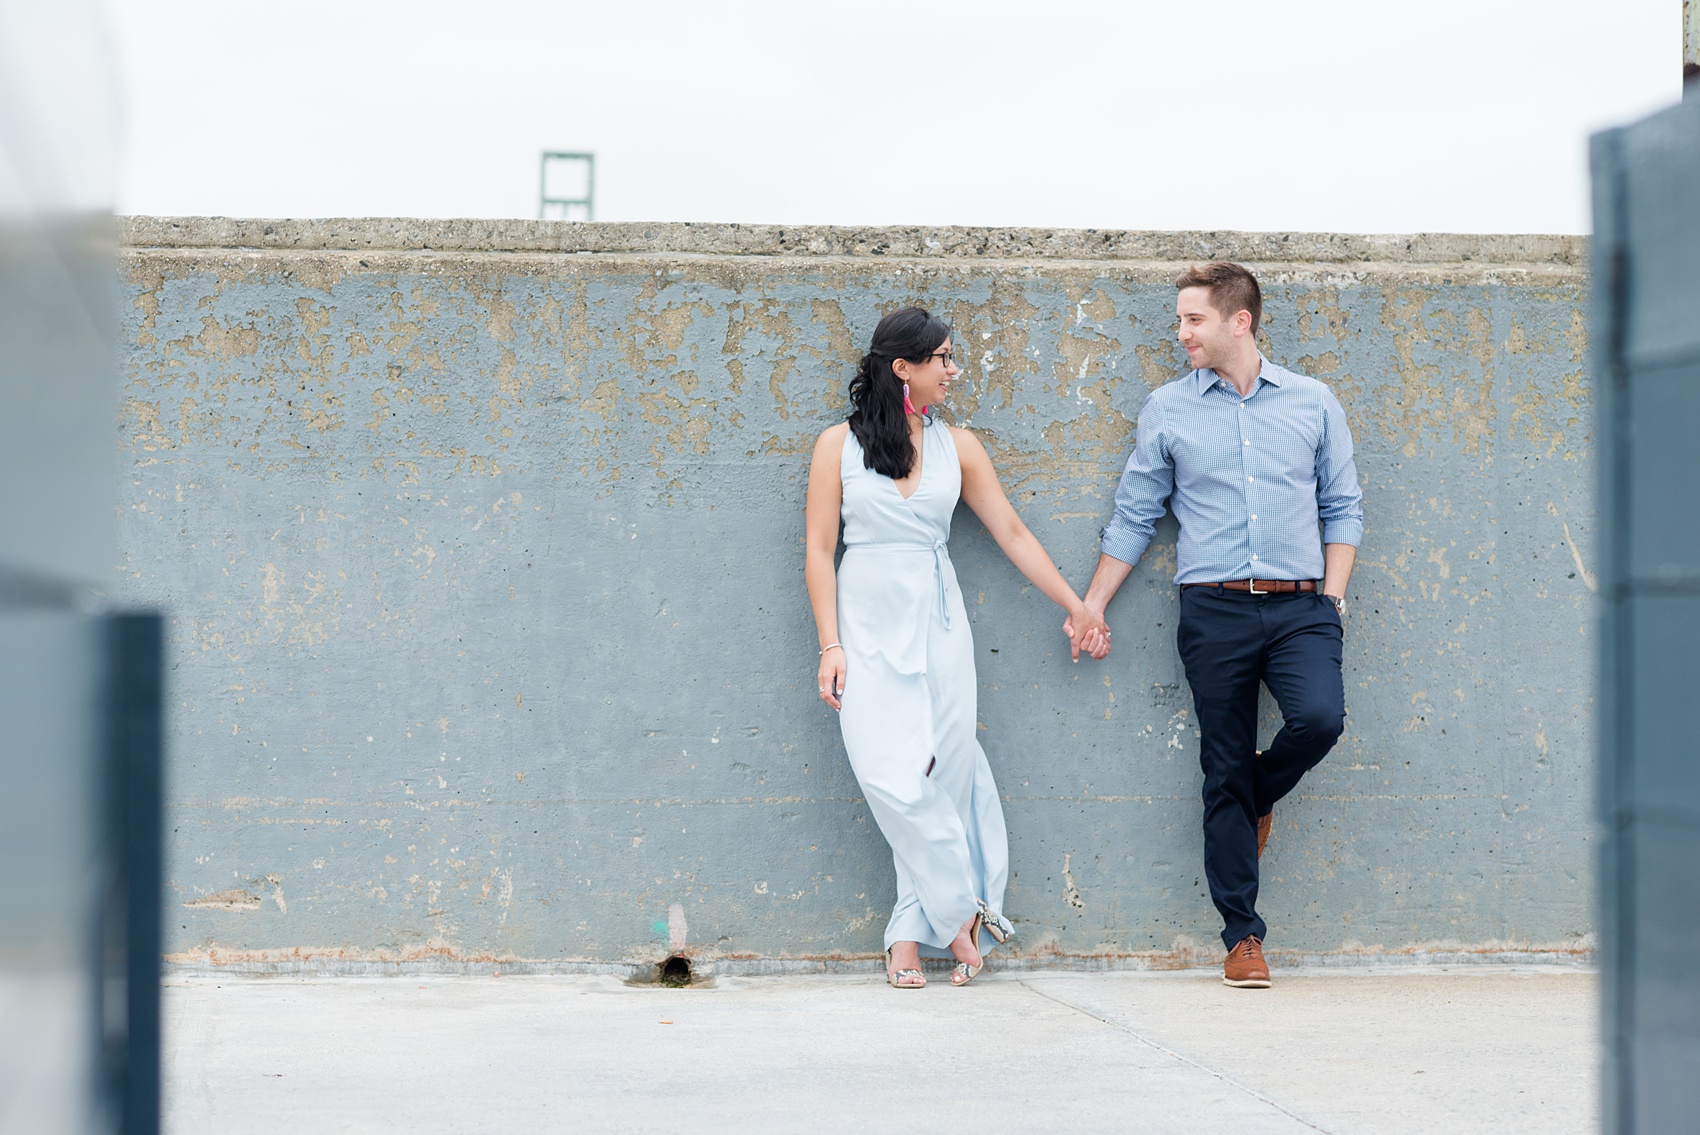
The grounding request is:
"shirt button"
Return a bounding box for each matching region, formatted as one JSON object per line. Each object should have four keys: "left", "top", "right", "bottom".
{"left": 1243, "top": 439, "right": 1250, "bottom": 445}
{"left": 1252, "top": 553, "right": 1259, "bottom": 560}
{"left": 1247, "top": 475, "right": 1254, "bottom": 482}
{"left": 1251, "top": 514, "right": 1258, "bottom": 520}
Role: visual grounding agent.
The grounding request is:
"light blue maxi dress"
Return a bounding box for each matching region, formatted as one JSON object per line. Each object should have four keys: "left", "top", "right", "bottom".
{"left": 836, "top": 419, "right": 1012, "bottom": 958}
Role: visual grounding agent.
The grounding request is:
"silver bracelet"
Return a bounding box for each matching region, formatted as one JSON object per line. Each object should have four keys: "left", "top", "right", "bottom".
{"left": 819, "top": 643, "right": 843, "bottom": 655}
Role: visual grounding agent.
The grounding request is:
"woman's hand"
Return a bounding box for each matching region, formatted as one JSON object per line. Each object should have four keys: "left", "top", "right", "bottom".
{"left": 1064, "top": 604, "right": 1112, "bottom": 661}
{"left": 817, "top": 646, "right": 846, "bottom": 711}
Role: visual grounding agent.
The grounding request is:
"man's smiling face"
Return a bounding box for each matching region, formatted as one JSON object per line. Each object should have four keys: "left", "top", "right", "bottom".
{"left": 1176, "top": 285, "right": 1246, "bottom": 372}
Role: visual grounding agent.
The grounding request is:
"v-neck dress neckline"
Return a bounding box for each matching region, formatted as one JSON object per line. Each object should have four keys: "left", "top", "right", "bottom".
{"left": 894, "top": 422, "right": 929, "bottom": 502}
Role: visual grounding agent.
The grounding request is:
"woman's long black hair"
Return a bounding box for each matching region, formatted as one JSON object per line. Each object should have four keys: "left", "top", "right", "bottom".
{"left": 846, "top": 306, "right": 952, "bottom": 479}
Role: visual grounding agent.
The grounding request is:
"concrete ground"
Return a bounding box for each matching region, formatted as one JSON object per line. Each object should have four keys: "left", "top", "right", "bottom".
{"left": 163, "top": 966, "right": 1597, "bottom": 1134}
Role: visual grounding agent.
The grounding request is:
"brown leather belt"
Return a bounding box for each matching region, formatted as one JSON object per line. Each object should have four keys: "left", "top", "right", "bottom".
{"left": 1182, "top": 579, "right": 1317, "bottom": 594}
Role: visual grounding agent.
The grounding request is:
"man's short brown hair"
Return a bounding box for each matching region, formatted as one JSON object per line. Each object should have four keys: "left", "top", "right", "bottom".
{"left": 1175, "top": 261, "right": 1262, "bottom": 334}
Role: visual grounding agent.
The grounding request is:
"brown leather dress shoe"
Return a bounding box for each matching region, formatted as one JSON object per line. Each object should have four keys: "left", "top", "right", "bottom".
{"left": 1223, "top": 935, "right": 1272, "bottom": 988}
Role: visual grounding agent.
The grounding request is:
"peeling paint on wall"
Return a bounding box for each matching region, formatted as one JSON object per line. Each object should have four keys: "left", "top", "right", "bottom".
{"left": 117, "top": 220, "right": 1595, "bottom": 968}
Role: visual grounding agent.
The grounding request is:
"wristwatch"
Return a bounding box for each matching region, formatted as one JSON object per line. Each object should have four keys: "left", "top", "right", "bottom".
{"left": 1323, "top": 593, "right": 1347, "bottom": 618}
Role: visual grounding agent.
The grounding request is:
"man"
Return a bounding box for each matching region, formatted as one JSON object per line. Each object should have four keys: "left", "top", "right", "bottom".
{"left": 1073, "top": 261, "right": 1363, "bottom": 988}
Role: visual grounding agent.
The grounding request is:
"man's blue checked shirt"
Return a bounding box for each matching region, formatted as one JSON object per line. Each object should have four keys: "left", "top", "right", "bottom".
{"left": 1100, "top": 359, "right": 1364, "bottom": 584}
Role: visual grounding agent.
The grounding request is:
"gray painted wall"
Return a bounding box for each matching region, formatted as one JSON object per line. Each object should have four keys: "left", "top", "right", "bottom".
{"left": 116, "top": 219, "right": 1596, "bottom": 968}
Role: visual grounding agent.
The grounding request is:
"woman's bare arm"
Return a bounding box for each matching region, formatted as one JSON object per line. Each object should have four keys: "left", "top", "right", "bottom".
{"left": 805, "top": 424, "right": 849, "bottom": 709}
{"left": 953, "top": 427, "right": 1108, "bottom": 661}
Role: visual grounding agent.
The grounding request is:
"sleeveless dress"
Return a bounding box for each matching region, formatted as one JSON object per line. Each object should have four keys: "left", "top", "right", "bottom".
{"left": 837, "top": 419, "right": 1012, "bottom": 957}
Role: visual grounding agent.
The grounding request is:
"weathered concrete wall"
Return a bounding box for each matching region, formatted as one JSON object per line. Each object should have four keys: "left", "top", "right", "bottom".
{"left": 115, "top": 218, "right": 1596, "bottom": 969}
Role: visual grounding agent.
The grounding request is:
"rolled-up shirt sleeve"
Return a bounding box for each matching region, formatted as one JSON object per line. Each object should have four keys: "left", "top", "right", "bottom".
{"left": 1100, "top": 394, "right": 1174, "bottom": 567}
{"left": 1315, "top": 387, "right": 1364, "bottom": 547}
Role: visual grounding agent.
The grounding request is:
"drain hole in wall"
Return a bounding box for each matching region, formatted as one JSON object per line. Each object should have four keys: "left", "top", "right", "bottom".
{"left": 660, "top": 955, "right": 693, "bottom": 986}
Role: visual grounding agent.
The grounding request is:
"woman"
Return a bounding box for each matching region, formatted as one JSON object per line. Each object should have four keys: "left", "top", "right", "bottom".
{"left": 804, "top": 306, "right": 1109, "bottom": 988}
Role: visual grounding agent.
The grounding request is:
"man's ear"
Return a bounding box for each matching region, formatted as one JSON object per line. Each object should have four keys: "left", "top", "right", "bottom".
{"left": 1235, "top": 309, "right": 1254, "bottom": 337}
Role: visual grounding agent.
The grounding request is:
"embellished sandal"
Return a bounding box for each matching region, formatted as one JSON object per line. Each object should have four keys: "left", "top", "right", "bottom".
{"left": 977, "top": 899, "right": 1013, "bottom": 944}
{"left": 950, "top": 911, "right": 986, "bottom": 986}
{"left": 952, "top": 901, "right": 1014, "bottom": 987}
{"left": 885, "top": 948, "right": 925, "bottom": 989}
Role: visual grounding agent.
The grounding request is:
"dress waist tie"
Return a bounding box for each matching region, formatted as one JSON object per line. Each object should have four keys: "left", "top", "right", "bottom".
{"left": 850, "top": 540, "right": 952, "bottom": 629}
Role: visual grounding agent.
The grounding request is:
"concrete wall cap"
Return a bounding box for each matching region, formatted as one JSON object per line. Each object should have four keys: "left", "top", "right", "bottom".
{"left": 119, "top": 216, "right": 1585, "bottom": 267}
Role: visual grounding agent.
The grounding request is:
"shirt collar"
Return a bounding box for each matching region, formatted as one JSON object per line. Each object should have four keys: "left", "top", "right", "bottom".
{"left": 1195, "top": 356, "right": 1281, "bottom": 395}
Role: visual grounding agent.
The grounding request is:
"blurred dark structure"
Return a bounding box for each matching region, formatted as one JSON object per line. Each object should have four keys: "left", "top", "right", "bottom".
{"left": 97, "top": 617, "right": 163, "bottom": 1133}
{"left": 1592, "top": 72, "right": 1700, "bottom": 1135}
{"left": 0, "top": 4, "right": 162, "bottom": 1133}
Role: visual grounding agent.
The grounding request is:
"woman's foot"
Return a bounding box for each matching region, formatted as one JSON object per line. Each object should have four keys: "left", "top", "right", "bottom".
{"left": 949, "top": 913, "right": 984, "bottom": 985}
{"left": 886, "top": 943, "right": 925, "bottom": 988}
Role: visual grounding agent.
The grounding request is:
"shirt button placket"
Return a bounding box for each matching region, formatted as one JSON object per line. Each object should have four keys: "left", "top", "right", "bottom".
{"left": 1240, "top": 402, "right": 1256, "bottom": 571}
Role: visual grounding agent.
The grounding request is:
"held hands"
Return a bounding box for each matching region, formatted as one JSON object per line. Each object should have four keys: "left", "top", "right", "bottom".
{"left": 1063, "top": 604, "right": 1112, "bottom": 662}
{"left": 817, "top": 645, "right": 846, "bottom": 711}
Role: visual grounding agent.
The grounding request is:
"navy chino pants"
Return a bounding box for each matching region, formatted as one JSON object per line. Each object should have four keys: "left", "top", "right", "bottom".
{"left": 1176, "top": 586, "right": 1345, "bottom": 949}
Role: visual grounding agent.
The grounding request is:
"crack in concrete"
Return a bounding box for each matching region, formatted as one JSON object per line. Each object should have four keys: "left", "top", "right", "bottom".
{"left": 1018, "top": 980, "right": 1335, "bottom": 1134}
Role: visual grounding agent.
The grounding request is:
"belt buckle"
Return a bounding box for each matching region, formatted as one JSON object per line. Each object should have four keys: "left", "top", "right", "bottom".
{"left": 1248, "top": 576, "right": 1266, "bottom": 595}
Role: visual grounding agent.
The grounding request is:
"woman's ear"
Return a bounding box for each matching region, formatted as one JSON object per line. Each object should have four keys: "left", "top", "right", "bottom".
{"left": 891, "top": 358, "right": 910, "bottom": 382}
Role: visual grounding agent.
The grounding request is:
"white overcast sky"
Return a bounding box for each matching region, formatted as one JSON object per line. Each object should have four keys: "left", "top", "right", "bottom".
{"left": 110, "top": 0, "right": 1678, "bottom": 233}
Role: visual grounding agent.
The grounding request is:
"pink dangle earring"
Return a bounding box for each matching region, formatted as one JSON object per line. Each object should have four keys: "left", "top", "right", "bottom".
{"left": 902, "top": 382, "right": 917, "bottom": 416}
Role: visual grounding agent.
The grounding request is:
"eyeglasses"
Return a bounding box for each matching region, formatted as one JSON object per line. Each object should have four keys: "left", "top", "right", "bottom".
{"left": 929, "top": 350, "right": 956, "bottom": 366}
